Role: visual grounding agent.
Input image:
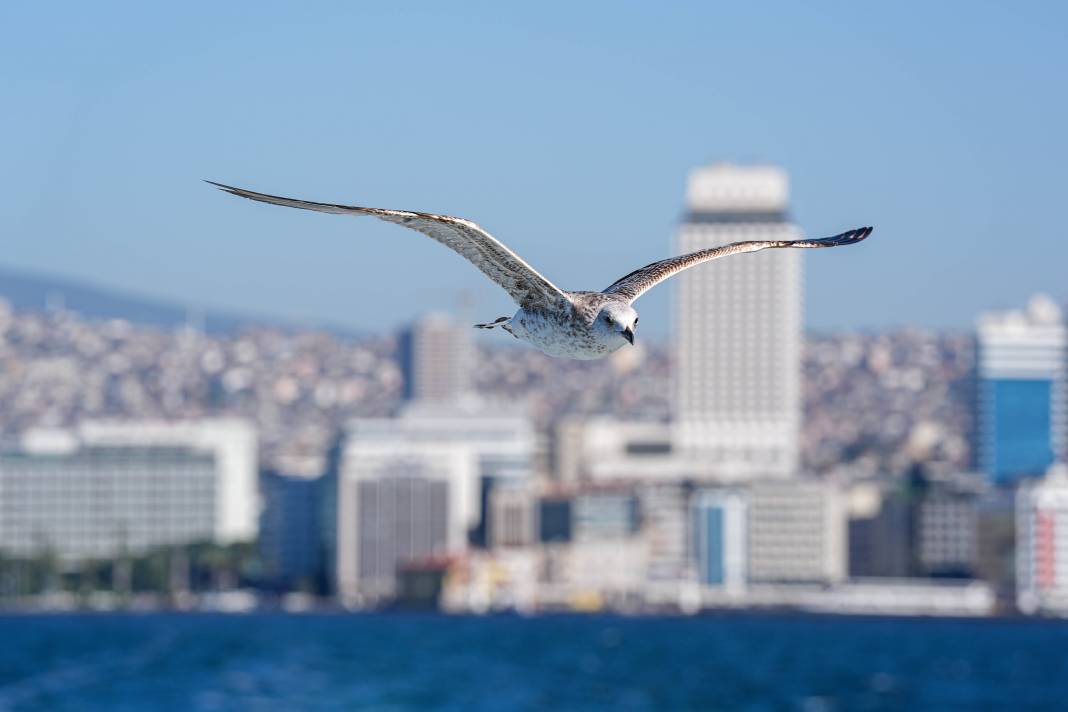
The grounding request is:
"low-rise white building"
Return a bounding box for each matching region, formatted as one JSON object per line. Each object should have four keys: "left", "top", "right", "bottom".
{"left": 692, "top": 489, "right": 748, "bottom": 593}
{"left": 0, "top": 419, "right": 258, "bottom": 562}
{"left": 553, "top": 416, "right": 681, "bottom": 483}
{"left": 330, "top": 403, "right": 536, "bottom": 603}
{"left": 747, "top": 479, "right": 847, "bottom": 584}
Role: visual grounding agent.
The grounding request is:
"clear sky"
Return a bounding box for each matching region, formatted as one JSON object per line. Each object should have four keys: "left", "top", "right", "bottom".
{"left": 3, "top": 2, "right": 1066, "bottom": 338}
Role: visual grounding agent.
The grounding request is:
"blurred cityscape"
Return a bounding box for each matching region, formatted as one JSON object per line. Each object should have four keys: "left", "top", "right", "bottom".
{"left": 0, "top": 163, "right": 1063, "bottom": 619}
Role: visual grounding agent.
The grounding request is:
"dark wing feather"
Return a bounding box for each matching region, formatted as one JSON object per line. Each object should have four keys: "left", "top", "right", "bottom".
{"left": 206, "top": 181, "right": 571, "bottom": 311}
{"left": 603, "top": 226, "right": 872, "bottom": 303}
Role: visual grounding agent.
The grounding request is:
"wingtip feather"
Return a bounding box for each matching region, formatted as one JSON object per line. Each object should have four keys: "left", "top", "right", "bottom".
{"left": 204, "top": 180, "right": 239, "bottom": 193}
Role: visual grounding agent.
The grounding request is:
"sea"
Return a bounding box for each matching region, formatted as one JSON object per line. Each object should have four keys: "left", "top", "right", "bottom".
{"left": 0, "top": 612, "right": 1066, "bottom": 711}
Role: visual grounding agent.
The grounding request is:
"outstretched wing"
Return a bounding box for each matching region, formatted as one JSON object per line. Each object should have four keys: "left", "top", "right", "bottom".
{"left": 207, "top": 181, "right": 571, "bottom": 311}
{"left": 603, "top": 226, "right": 873, "bottom": 303}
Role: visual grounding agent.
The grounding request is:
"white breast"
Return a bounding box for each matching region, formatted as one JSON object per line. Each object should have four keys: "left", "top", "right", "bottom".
{"left": 508, "top": 308, "right": 618, "bottom": 360}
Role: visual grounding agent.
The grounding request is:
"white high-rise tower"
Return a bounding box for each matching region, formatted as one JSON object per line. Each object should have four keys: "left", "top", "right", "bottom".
{"left": 674, "top": 164, "right": 801, "bottom": 480}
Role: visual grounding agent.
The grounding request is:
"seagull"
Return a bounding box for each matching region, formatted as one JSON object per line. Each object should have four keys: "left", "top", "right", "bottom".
{"left": 207, "top": 181, "right": 872, "bottom": 360}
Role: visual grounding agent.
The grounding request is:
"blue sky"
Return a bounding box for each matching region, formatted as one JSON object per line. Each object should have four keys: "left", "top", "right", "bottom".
{"left": 3, "top": 2, "right": 1066, "bottom": 337}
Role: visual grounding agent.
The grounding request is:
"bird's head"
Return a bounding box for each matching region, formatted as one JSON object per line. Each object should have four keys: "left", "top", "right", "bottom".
{"left": 595, "top": 302, "right": 639, "bottom": 346}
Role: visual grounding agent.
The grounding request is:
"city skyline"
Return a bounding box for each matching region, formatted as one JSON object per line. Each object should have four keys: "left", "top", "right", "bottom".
{"left": 0, "top": 248, "right": 1061, "bottom": 620}
{"left": 4, "top": 3, "right": 1068, "bottom": 338}
{"left": 6, "top": 4, "right": 1068, "bottom": 707}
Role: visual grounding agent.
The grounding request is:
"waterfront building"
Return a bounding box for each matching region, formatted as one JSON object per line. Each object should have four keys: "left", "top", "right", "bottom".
{"left": 916, "top": 487, "right": 980, "bottom": 578}
{"left": 1016, "top": 463, "right": 1068, "bottom": 615}
{"left": 489, "top": 482, "right": 536, "bottom": 548}
{"left": 747, "top": 479, "right": 846, "bottom": 584}
{"left": 75, "top": 419, "right": 258, "bottom": 543}
{"left": 330, "top": 404, "right": 535, "bottom": 602}
{"left": 572, "top": 490, "right": 640, "bottom": 542}
{"left": 847, "top": 482, "right": 911, "bottom": 578}
{"left": 334, "top": 445, "right": 461, "bottom": 604}
{"left": 537, "top": 497, "right": 572, "bottom": 543}
{"left": 975, "top": 488, "right": 1017, "bottom": 604}
{"left": 259, "top": 468, "right": 324, "bottom": 590}
{"left": 0, "top": 419, "right": 258, "bottom": 562}
{"left": 639, "top": 483, "right": 692, "bottom": 583}
{"left": 692, "top": 489, "right": 748, "bottom": 591}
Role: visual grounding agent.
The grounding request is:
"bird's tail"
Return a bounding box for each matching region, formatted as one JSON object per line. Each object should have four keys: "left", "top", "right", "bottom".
{"left": 474, "top": 316, "right": 510, "bottom": 330}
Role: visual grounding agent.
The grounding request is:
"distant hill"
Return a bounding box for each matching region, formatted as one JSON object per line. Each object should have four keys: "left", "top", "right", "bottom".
{"left": 0, "top": 264, "right": 345, "bottom": 335}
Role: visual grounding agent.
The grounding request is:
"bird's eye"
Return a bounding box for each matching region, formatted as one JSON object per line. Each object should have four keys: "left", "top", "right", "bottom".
{"left": 605, "top": 315, "right": 613, "bottom": 325}
{"left": 634, "top": 317, "right": 639, "bottom": 326}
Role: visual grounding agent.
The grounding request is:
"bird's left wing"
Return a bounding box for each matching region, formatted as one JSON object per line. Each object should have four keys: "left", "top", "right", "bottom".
{"left": 206, "top": 181, "right": 572, "bottom": 311}
{"left": 603, "top": 226, "right": 872, "bottom": 303}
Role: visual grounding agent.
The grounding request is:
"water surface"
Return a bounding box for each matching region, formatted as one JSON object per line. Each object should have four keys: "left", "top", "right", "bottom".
{"left": 0, "top": 612, "right": 1065, "bottom": 710}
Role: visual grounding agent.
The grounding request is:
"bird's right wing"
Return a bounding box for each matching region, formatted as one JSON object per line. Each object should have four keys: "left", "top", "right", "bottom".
{"left": 603, "top": 226, "right": 873, "bottom": 303}
{"left": 207, "top": 181, "right": 572, "bottom": 311}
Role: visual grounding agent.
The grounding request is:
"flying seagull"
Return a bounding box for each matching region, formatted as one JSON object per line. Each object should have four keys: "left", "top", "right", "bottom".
{"left": 207, "top": 181, "right": 871, "bottom": 360}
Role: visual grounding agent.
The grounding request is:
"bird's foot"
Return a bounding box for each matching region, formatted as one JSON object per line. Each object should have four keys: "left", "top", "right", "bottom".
{"left": 473, "top": 316, "right": 510, "bottom": 330}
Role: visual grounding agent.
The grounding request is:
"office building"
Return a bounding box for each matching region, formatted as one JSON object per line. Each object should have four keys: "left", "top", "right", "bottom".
{"left": 489, "top": 482, "right": 536, "bottom": 548}
{"left": 537, "top": 497, "right": 573, "bottom": 543}
{"left": 847, "top": 482, "right": 911, "bottom": 578}
{"left": 331, "top": 404, "right": 535, "bottom": 602}
{"left": 398, "top": 313, "right": 473, "bottom": 404}
{"left": 259, "top": 468, "right": 324, "bottom": 590}
{"left": 916, "top": 488, "right": 980, "bottom": 578}
{"left": 747, "top": 479, "right": 846, "bottom": 584}
{"left": 572, "top": 490, "right": 640, "bottom": 542}
{"left": 346, "top": 403, "right": 536, "bottom": 484}
{"left": 1017, "top": 463, "right": 1068, "bottom": 615}
{"left": 335, "top": 445, "right": 462, "bottom": 603}
{"left": 977, "top": 294, "right": 1067, "bottom": 484}
{"left": 552, "top": 417, "right": 683, "bottom": 483}
{"left": 0, "top": 419, "right": 258, "bottom": 562}
{"left": 975, "top": 489, "right": 1016, "bottom": 603}
{"left": 639, "top": 483, "right": 692, "bottom": 582}
{"left": 692, "top": 489, "right": 748, "bottom": 591}
{"left": 554, "top": 538, "right": 649, "bottom": 600}
{"left": 674, "top": 163, "right": 802, "bottom": 480}
{"left": 74, "top": 419, "right": 258, "bottom": 542}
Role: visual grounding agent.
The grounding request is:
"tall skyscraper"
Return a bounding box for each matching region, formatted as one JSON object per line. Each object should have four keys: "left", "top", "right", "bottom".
{"left": 977, "top": 294, "right": 1066, "bottom": 484}
{"left": 674, "top": 163, "right": 801, "bottom": 480}
{"left": 398, "top": 313, "right": 473, "bottom": 404}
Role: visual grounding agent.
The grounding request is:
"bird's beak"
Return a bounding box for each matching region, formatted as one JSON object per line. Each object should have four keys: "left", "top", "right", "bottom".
{"left": 622, "top": 327, "right": 634, "bottom": 345}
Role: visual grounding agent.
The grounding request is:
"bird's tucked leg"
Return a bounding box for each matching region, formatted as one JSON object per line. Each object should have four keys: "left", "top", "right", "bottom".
{"left": 473, "top": 316, "right": 511, "bottom": 330}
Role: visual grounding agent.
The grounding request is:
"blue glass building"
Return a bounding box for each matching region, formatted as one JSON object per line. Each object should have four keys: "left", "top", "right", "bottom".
{"left": 982, "top": 379, "right": 1054, "bottom": 483}
{"left": 259, "top": 470, "right": 325, "bottom": 590}
{"left": 977, "top": 295, "right": 1066, "bottom": 485}
{"left": 694, "top": 505, "right": 726, "bottom": 585}
{"left": 692, "top": 491, "right": 747, "bottom": 589}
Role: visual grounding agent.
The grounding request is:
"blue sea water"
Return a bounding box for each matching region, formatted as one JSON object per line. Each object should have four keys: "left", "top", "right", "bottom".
{"left": 1, "top": 613, "right": 1066, "bottom": 711}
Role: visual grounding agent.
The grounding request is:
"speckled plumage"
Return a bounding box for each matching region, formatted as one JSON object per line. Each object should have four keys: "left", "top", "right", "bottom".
{"left": 208, "top": 181, "right": 872, "bottom": 360}
{"left": 506, "top": 292, "right": 630, "bottom": 359}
